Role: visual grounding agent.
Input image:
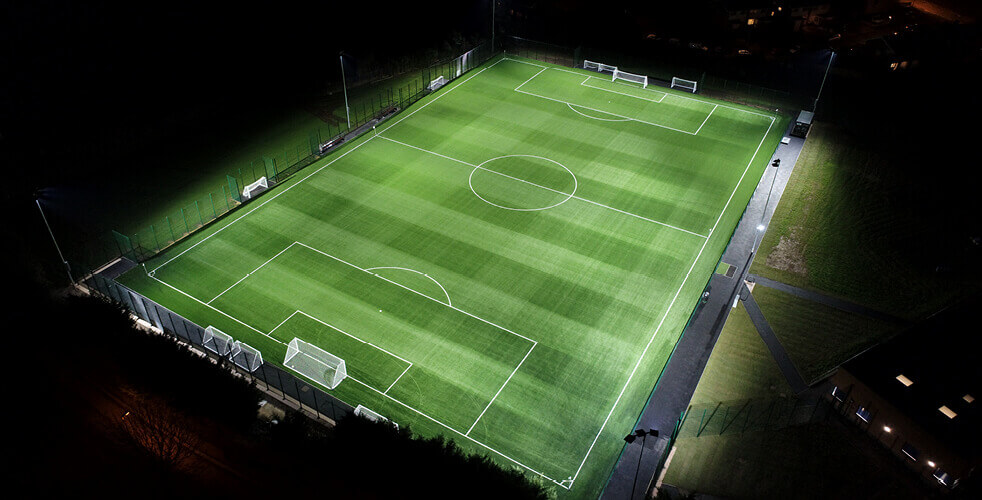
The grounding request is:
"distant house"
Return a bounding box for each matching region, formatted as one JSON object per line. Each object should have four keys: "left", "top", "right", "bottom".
{"left": 827, "top": 297, "right": 980, "bottom": 490}
{"left": 724, "top": 0, "right": 834, "bottom": 31}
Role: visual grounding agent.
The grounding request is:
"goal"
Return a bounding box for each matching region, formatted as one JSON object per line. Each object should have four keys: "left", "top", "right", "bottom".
{"left": 671, "top": 77, "right": 698, "bottom": 93}
{"left": 284, "top": 337, "right": 348, "bottom": 389}
{"left": 613, "top": 69, "right": 648, "bottom": 88}
{"left": 354, "top": 405, "right": 399, "bottom": 429}
{"left": 203, "top": 326, "right": 233, "bottom": 356}
{"left": 427, "top": 76, "right": 448, "bottom": 92}
{"left": 242, "top": 176, "right": 268, "bottom": 200}
{"left": 230, "top": 341, "right": 263, "bottom": 372}
{"left": 583, "top": 60, "right": 618, "bottom": 74}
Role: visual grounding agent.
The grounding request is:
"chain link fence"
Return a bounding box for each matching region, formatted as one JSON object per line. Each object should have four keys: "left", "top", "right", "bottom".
{"left": 109, "top": 42, "right": 495, "bottom": 264}
{"left": 80, "top": 260, "right": 355, "bottom": 423}
{"left": 678, "top": 391, "right": 834, "bottom": 439}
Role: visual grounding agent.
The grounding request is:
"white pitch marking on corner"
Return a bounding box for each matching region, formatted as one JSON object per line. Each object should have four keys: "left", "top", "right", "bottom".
{"left": 569, "top": 114, "right": 777, "bottom": 485}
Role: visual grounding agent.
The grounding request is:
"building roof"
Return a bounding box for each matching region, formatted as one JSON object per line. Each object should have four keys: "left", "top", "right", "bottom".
{"left": 843, "top": 294, "right": 981, "bottom": 459}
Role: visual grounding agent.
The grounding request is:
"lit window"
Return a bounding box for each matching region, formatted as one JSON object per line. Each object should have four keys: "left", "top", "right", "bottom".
{"left": 747, "top": 18, "right": 757, "bottom": 26}
{"left": 964, "top": 394, "right": 975, "bottom": 403}
{"left": 890, "top": 62, "right": 899, "bottom": 70}
{"left": 856, "top": 406, "right": 871, "bottom": 422}
{"left": 883, "top": 426, "right": 892, "bottom": 433}
{"left": 933, "top": 468, "right": 950, "bottom": 486}
{"left": 831, "top": 386, "right": 846, "bottom": 401}
{"left": 895, "top": 374, "right": 913, "bottom": 386}
{"left": 901, "top": 443, "right": 919, "bottom": 461}
{"left": 927, "top": 460, "right": 936, "bottom": 468}
{"left": 939, "top": 406, "right": 957, "bottom": 419}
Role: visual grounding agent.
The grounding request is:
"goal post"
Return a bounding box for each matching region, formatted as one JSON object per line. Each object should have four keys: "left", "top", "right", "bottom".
{"left": 671, "top": 77, "right": 698, "bottom": 93}
{"left": 613, "top": 69, "right": 648, "bottom": 88}
{"left": 354, "top": 405, "right": 399, "bottom": 429}
{"left": 203, "top": 326, "right": 233, "bottom": 356}
{"left": 583, "top": 60, "right": 618, "bottom": 74}
{"left": 230, "top": 341, "right": 263, "bottom": 372}
{"left": 284, "top": 338, "right": 347, "bottom": 390}
{"left": 242, "top": 176, "right": 268, "bottom": 200}
{"left": 427, "top": 76, "right": 448, "bottom": 92}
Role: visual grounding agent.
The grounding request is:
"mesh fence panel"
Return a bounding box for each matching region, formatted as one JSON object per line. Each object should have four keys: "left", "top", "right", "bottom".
{"left": 82, "top": 273, "right": 354, "bottom": 422}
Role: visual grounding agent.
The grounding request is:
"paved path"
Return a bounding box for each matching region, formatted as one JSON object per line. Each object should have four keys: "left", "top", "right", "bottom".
{"left": 747, "top": 274, "right": 907, "bottom": 324}
{"left": 600, "top": 117, "right": 807, "bottom": 500}
{"left": 742, "top": 285, "right": 809, "bottom": 395}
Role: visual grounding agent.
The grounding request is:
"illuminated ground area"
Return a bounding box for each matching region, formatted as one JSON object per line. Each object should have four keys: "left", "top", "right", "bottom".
{"left": 119, "top": 55, "right": 785, "bottom": 497}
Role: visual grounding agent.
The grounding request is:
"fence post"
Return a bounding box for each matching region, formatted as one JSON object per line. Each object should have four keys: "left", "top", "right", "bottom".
{"left": 150, "top": 224, "right": 160, "bottom": 252}
{"left": 195, "top": 200, "right": 203, "bottom": 227}
{"left": 209, "top": 192, "right": 217, "bottom": 218}
{"left": 181, "top": 207, "right": 189, "bottom": 234}
{"left": 166, "top": 215, "right": 176, "bottom": 242}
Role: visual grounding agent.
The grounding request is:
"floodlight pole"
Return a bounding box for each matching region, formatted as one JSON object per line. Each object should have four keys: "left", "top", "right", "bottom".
{"left": 491, "top": 0, "right": 496, "bottom": 50}
{"left": 34, "top": 198, "right": 75, "bottom": 285}
{"left": 813, "top": 50, "right": 835, "bottom": 113}
{"left": 340, "top": 53, "right": 351, "bottom": 130}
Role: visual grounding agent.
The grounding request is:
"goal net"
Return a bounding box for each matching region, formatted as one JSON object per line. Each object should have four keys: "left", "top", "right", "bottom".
{"left": 613, "top": 69, "right": 648, "bottom": 88}
{"left": 284, "top": 337, "right": 347, "bottom": 390}
{"left": 230, "top": 341, "right": 263, "bottom": 372}
{"left": 203, "top": 326, "right": 233, "bottom": 356}
{"left": 583, "top": 60, "right": 618, "bottom": 74}
{"left": 354, "top": 405, "right": 399, "bottom": 429}
{"left": 427, "top": 76, "right": 448, "bottom": 92}
{"left": 242, "top": 176, "right": 268, "bottom": 200}
{"left": 671, "top": 77, "right": 698, "bottom": 93}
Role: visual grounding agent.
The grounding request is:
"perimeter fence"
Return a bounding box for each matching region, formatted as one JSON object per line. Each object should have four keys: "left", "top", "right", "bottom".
{"left": 678, "top": 391, "right": 834, "bottom": 439}
{"left": 80, "top": 260, "right": 356, "bottom": 423}
{"left": 501, "top": 35, "right": 814, "bottom": 111}
{"left": 110, "top": 42, "right": 496, "bottom": 263}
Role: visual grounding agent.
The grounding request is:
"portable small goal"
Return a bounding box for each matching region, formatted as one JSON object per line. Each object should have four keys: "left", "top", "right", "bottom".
{"left": 583, "top": 60, "right": 618, "bottom": 74}
{"left": 230, "top": 341, "right": 263, "bottom": 372}
{"left": 354, "top": 405, "right": 399, "bottom": 429}
{"left": 427, "top": 76, "right": 448, "bottom": 92}
{"left": 203, "top": 326, "right": 233, "bottom": 356}
{"left": 671, "top": 77, "right": 698, "bottom": 93}
{"left": 242, "top": 176, "right": 268, "bottom": 200}
{"left": 284, "top": 338, "right": 347, "bottom": 389}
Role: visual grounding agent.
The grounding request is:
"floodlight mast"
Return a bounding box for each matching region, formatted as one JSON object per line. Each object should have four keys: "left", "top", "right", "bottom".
{"left": 813, "top": 50, "right": 835, "bottom": 113}
{"left": 34, "top": 196, "right": 75, "bottom": 284}
{"left": 340, "top": 52, "right": 351, "bottom": 130}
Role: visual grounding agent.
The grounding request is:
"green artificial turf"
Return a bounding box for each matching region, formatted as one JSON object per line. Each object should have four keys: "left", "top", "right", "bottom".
{"left": 119, "top": 55, "right": 786, "bottom": 498}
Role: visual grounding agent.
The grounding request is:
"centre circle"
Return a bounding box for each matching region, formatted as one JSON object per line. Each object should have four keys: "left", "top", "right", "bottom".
{"left": 468, "top": 155, "right": 577, "bottom": 211}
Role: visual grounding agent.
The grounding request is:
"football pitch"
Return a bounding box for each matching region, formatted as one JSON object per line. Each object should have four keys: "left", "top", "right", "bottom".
{"left": 118, "top": 55, "right": 786, "bottom": 495}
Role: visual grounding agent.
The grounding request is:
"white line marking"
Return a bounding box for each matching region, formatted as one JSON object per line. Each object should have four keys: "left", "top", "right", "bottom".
{"left": 385, "top": 364, "right": 413, "bottom": 394}
{"left": 565, "top": 102, "right": 631, "bottom": 122}
{"left": 581, "top": 76, "right": 666, "bottom": 103}
{"left": 569, "top": 114, "right": 777, "bottom": 484}
{"left": 365, "top": 266, "right": 452, "bottom": 306}
{"left": 379, "top": 135, "right": 708, "bottom": 239}
{"left": 343, "top": 375, "right": 569, "bottom": 489}
{"left": 294, "top": 310, "right": 414, "bottom": 366}
{"left": 268, "top": 310, "right": 300, "bottom": 336}
{"left": 469, "top": 154, "right": 578, "bottom": 211}
{"left": 503, "top": 57, "right": 777, "bottom": 120}
{"left": 467, "top": 341, "right": 537, "bottom": 436}
{"left": 694, "top": 104, "right": 718, "bottom": 135}
{"left": 151, "top": 57, "right": 507, "bottom": 275}
{"left": 293, "top": 241, "right": 538, "bottom": 346}
{"left": 208, "top": 242, "right": 297, "bottom": 304}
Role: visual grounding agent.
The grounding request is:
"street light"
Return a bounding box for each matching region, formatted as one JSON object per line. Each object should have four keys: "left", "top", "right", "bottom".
{"left": 624, "top": 428, "right": 658, "bottom": 499}
{"left": 813, "top": 49, "right": 835, "bottom": 113}
{"left": 752, "top": 158, "right": 781, "bottom": 254}
{"left": 34, "top": 190, "right": 75, "bottom": 285}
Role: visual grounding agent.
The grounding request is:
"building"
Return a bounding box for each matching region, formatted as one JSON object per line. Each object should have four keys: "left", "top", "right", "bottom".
{"left": 828, "top": 296, "right": 981, "bottom": 490}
